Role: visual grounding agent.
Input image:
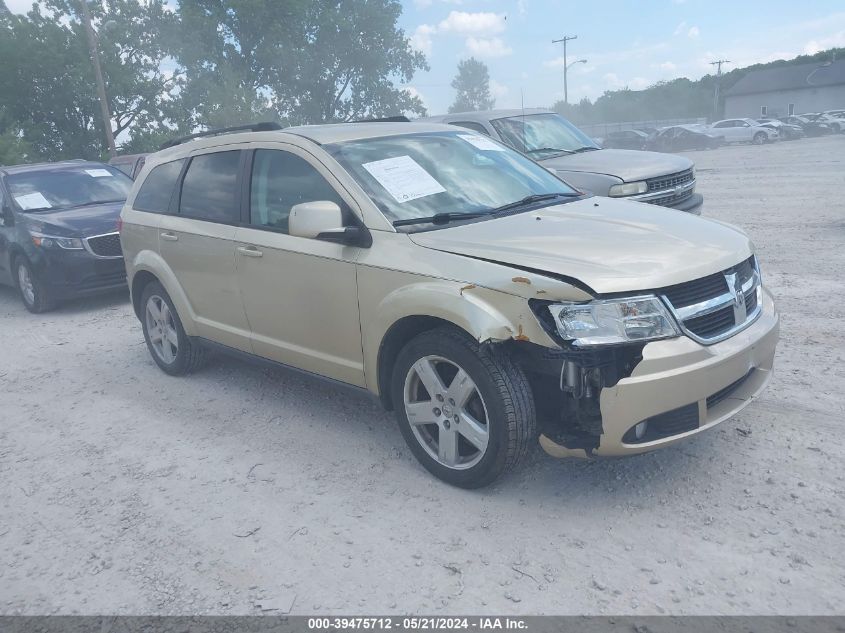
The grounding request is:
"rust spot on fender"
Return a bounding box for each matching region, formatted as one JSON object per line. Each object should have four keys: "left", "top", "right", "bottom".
{"left": 513, "top": 324, "right": 530, "bottom": 342}
{"left": 459, "top": 284, "right": 476, "bottom": 296}
{"left": 512, "top": 276, "right": 531, "bottom": 285}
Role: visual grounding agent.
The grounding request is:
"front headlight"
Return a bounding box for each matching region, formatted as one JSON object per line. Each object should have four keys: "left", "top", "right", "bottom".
{"left": 31, "top": 232, "right": 84, "bottom": 250}
{"left": 547, "top": 296, "right": 680, "bottom": 347}
{"left": 608, "top": 181, "right": 648, "bottom": 197}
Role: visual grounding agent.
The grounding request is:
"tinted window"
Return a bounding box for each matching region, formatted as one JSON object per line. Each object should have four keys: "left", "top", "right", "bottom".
{"left": 180, "top": 151, "right": 241, "bottom": 223}
{"left": 134, "top": 159, "right": 185, "bottom": 213}
{"left": 249, "top": 149, "right": 343, "bottom": 233}
{"left": 450, "top": 121, "right": 489, "bottom": 135}
{"left": 112, "top": 162, "right": 134, "bottom": 177}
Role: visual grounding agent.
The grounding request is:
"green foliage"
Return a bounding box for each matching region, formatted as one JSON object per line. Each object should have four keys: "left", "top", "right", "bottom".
{"left": 553, "top": 48, "right": 845, "bottom": 125}
{"left": 0, "top": 0, "right": 427, "bottom": 163}
{"left": 449, "top": 58, "right": 494, "bottom": 113}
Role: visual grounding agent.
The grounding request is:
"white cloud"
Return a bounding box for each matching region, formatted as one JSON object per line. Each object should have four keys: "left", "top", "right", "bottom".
{"left": 804, "top": 29, "right": 845, "bottom": 54}
{"left": 5, "top": 0, "right": 36, "bottom": 13}
{"left": 687, "top": 26, "right": 700, "bottom": 39}
{"left": 517, "top": 0, "right": 527, "bottom": 16}
{"left": 465, "top": 36, "right": 513, "bottom": 58}
{"left": 410, "top": 24, "right": 437, "bottom": 56}
{"left": 438, "top": 11, "right": 506, "bottom": 36}
{"left": 659, "top": 61, "right": 677, "bottom": 71}
{"left": 673, "top": 21, "right": 687, "bottom": 36}
{"left": 603, "top": 73, "right": 650, "bottom": 91}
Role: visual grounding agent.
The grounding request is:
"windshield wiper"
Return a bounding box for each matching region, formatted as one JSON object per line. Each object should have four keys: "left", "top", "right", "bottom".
{"left": 488, "top": 192, "right": 580, "bottom": 215}
{"left": 526, "top": 147, "right": 574, "bottom": 156}
{"left": 393, "top": 211, "right": 493, "bottom": 227}
{"left": 572, "top": 146, "right": 600, "bottom": 153}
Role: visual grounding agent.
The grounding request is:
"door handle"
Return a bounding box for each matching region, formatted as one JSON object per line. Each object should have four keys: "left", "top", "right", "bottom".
{"left": 237, "top": 245, "right": 263, "bottom": 258}
{"left": 160, "top": 232, "right": 179, "bottom": 242}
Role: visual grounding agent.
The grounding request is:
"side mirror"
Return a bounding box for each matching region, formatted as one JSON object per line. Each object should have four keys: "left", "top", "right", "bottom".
{"left": 288, "top": 200, "right": 370, "bottom": 247}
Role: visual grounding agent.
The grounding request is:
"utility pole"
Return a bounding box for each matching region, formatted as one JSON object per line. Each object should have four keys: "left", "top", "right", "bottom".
{"left": 79, "top": 0, "right": 116, "bottom": 158}
{"left": 552, "top": 35, "right": 578, "bottom": 105}
{"left": 710, "top": 59, "right": 730, "bottom": 122}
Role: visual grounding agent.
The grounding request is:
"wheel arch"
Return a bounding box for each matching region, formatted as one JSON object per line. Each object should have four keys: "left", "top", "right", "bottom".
{"left": 128, "top": 250, "right": 198, "bottom": 336}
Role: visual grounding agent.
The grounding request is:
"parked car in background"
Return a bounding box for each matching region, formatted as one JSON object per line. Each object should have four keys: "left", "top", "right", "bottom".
{"left": 120, "top": 121, "right": 777, "bottom": 487}
{"left": 422, "top": 109, "right": 703, "bottom": 214}
{"left": 108, "top": 153, "right": 148, "bottom": 179}
{"left": 710, "top": 118, "right": 778, "bottom": 144}
{"left": 0, "top": 161, "right": 130, "bottom": 312}
{"left": 648, "top": 125, "right": 724, "bottom": 152}
{"left": 780, "top": 115, "right": 832, "bottom": 137}
{"left": 756, "top": 119, "right": 805, "bottom": 140}
{"left": 802, "top": 112, "right": 844, "bottom": 133}
{"left": 603, "top": 129, "right": 649, "bottom": 150}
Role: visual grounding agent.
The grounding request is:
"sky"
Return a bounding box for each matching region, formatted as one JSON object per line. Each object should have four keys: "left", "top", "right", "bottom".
{"left": 6, "top": 0, "right": 845, "bottom": 116}
{"left": 398, "top": 0, "right": 845, "bottom": 114}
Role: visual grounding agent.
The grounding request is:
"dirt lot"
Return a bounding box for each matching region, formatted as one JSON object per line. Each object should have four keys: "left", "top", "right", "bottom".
{"left": 1, "top": 135, "right": 844, "bottom": 616}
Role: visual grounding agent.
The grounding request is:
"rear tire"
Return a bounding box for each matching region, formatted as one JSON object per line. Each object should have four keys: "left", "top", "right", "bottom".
{"left": 140, "top": 281, "right": 205, "bottom": 375}
{"left": 14, "top": 256, "right": 55, "bottom": 313}
{"left": 391, "top": 326, "right": 536, "bottom": 488}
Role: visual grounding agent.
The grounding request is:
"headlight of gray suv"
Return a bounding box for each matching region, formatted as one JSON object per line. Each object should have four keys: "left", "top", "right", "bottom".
{"left": 547, "top": 296, "right": 680, "bottom": 347}
{"left": 608, "top": 181, "right": 647, "bottom": 197}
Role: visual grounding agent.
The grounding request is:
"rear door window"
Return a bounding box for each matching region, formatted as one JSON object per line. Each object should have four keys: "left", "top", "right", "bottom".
{"left": 179, "top": 151, "right": 242, "bottom": 223}
{"left": 134, "top": 159, "right": 185, "bottom": 213}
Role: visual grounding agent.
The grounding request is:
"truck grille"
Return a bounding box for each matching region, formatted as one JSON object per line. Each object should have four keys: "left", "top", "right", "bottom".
{"left": 646, "top": 168, "right": 694, "bottom": 192}
{"left": 85, "top": 232, "right": 123, "bottom": 258}
{"left": 659, "top": 255, "right": 762, "bottom": 344}
{"left": 641, "top": 168, "right": 695, "bottom": 207}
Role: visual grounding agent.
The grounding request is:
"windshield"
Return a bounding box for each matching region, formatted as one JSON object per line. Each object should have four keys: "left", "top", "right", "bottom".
{"left": 489, "top": 113, "right": 600, "bottom": 157}
{"left": 326, "top": 131, "right": 578, "bottom": 229}
{"left": 7, "top": 165, "right": 132, "bottom": 212}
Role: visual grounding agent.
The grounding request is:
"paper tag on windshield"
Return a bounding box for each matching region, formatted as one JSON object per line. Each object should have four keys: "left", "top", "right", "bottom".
{"left": 362, "top": 156, "right": 446, "bottom": 203}
{"left": 14, "top": 192, "right": 52, "bottom": 210}
{"left": 457, "top": 134, "right": 505, "bottom": 151}
{"left": 85, "top": 169, "right": 113, "bottom": 178}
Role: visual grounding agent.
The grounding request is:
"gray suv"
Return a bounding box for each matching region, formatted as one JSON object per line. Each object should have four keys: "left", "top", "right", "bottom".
{"left": 423, "top": 109, "right": 703, "bottom": 214}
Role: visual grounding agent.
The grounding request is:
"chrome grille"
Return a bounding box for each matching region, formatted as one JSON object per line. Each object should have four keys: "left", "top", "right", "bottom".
{"left": 660, "top": 256, "right": 762, "bottom": 345}
{"left": 646, "top": 168, "right": 694, "bottom": 193}
{"left": 85, "top": 232, "right": 123, "bottom": 258}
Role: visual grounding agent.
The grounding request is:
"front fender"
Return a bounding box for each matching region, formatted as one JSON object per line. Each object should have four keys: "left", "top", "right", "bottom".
{"left": 358, "top": 269, "right": 561, "bottom": 394}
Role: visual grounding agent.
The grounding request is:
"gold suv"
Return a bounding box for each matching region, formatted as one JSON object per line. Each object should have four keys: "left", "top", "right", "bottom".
{"left": 120, "top": 122, "right": 780, "bottom": 488}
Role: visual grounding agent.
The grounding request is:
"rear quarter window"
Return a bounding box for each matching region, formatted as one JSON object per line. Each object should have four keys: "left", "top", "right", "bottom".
{"left": 133, "top": 159, "right": 185, "bottom": 213}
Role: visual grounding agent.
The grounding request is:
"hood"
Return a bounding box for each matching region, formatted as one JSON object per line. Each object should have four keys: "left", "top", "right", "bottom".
{"left": 22, "top": 202, "right": 123, "bottom": 237}
{"left": 409, "top": 197, "right": 752, "bottom": 295}
{"left": 538, "top": 148, "right": 693, "bottom": 183}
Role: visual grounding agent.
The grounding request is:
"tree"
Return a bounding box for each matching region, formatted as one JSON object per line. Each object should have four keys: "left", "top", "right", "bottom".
{"left": 448, "top": 58, "right": 494, "bottom": 113}
{"left": 171, "top": 0, "right": 428, "bottom": 127}
{"left": 0, "top": 0, "right": 180, "bottom": 160}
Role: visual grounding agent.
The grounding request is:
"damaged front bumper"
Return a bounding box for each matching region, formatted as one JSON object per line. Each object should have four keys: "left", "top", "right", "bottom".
{"left": 538, "top": 287, "right": 779, "bottom": 458}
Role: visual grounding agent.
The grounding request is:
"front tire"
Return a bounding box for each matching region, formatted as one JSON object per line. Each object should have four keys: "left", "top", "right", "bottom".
{"left": 753, "top": 132, "right": 766, "bottom": 145}
{"left": 14, "top": 256, "right": 55, "bottom": 313}
{"left": 391, "top": 326, "right": 536, "bottom": 488}
{"left": 140, "top": 281, "right": 205, "bottom": 375}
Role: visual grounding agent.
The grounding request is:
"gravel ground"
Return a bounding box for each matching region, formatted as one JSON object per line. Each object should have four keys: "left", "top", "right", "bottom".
{"left": 1, "top": 135, "right": 844, "bottom": 616}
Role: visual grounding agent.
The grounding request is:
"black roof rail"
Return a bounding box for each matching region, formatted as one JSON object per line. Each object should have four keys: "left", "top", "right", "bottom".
{"left": 352, "top": 116, "right": 411, "bottom": 123}
{"left": 159, "top": 122, "right": 283, "bottom": 150}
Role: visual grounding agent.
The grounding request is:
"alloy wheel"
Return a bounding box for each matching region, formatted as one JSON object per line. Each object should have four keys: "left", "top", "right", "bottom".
{"left": 145, "top": 295, "right": 179, "bottom": 364}
{"left": 403, "top": 355, "right": 490, "bottom": 470}
{"left": 17, "top": 263, "right": 35, "bottom": 306}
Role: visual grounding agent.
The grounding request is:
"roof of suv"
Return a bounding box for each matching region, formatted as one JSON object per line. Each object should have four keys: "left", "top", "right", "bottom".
{"left": 153, "top": 122, "right": 458, "bottom": 160}
{"left": 423, "top": 108, "right": 553, "bottom": 123}
{"left": 0, "top": 160, "right": 108, "bottom": 176}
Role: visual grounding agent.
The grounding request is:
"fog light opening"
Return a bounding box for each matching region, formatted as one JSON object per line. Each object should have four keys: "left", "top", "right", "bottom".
{"left": 634, "top": 421, "right": 648, "bottom": 440}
